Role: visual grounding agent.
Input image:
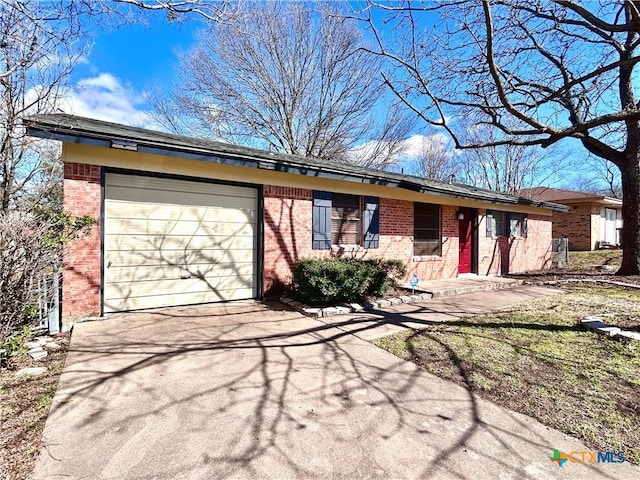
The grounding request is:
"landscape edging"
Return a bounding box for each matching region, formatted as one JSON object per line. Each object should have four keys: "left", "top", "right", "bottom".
{"left": 280, "top": 292, "right": 432, "bottom": 318}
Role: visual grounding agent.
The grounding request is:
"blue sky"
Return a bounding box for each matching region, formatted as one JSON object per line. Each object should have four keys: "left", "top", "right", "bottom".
{"left": 57, "top": 7, "right": 612, "bottom": 192}
{"left": 64, "top": 13, "right": 201, "bottom": 127}
{"left": 60, "top": 10, "right": 440, "bottom": 163}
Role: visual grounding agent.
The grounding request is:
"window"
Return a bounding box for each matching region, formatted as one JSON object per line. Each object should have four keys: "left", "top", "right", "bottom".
{"left": 486, "top": 210, "right": 527, "bottom": 238}
{"left": 331, "top": 194, "right": 360, "bottom": 245}
{"left": 312, "top": 192, "right": 379, "bottom": 249}
{"left": 508, "top": 213, "right": 528, "bottom": 238}
{"left": 486, "top": 210, "right": 505, "bottom": 237}
{"left": 414, "top": 202, "right": 441, "bottom": 256}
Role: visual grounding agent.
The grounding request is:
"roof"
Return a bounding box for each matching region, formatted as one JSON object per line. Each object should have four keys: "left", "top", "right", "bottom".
{"left": 24, "top": 114, "right": 568, "bottom": 212}
{"left": 521, "top": 187, "right": 622, "bottom": 206}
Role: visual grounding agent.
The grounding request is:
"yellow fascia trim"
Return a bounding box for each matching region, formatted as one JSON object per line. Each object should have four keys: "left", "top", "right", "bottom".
{"left": 63, "top": 142, "right": 552, "bottom": 216}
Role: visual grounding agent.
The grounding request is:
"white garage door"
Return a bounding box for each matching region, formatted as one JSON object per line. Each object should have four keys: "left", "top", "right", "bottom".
{"left": 104, "top": 173, "right": 258, "bottom": 312}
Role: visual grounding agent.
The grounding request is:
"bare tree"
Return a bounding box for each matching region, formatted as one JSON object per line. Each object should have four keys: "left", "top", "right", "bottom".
{"left": 151, "top": 1, "right": 413, "bottom": 169}
{"left": 564, "top": 155, "right": 623, "bottom": 198}
{"left": 111, "top": 0, "right": 235, "bottom": 22}
{"left": 595, "top": 159, "right": 623, "bottom": 199}
{"left": 358, "top": 1, "right": 640, "bottom": 274}
{"left": 407, "top": 133, "right": 459, "bottom": 182}
{"left": 0, "top": 212, "right": 94, "bottom": 342}
{"left": 458, "top": 122, "right": 561, "bottom": 195}
{"left": 0, "top": 0, "right": 89, "bottom": 212}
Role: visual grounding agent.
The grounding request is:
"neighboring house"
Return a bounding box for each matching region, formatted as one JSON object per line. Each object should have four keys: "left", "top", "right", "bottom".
{"left": 521, "top": 187, "right": 623, "bottom": 251}
{"left": 25, "top": 114, "right": 566, "bottom": 319}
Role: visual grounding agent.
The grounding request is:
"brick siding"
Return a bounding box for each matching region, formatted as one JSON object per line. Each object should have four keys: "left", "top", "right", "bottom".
{"left": 477, "top": 209, "right": 552, "bottom": 274}
{"left": 263, "top": 188, "right": 465, "bottom": 296}
{"left": 264, "top": 192, "right": 554, "bottom": 295}
{"left": 551, "top": 204, "right": 598, "bottom": 250}
{"left": 62, "top": 163, "right": 101, "bottom": 319}
{"left": 263, "top": 186, "right": 314, "bottom": 295}
{"left": 62, "top": 171, "right": 555, "bottom": 316}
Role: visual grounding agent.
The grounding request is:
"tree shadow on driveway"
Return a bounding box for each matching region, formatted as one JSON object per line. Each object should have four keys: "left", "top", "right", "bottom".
{"left": 32, "top": 303, "right": 632, "bottom": 480}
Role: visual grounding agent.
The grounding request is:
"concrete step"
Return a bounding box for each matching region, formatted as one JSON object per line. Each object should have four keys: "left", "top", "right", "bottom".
{"left": 406, "top": 275, "right": 523, "bottom": 299}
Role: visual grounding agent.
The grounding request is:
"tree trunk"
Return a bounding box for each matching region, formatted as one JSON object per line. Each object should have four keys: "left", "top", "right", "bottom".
{"left": 618, "top": 151, "right": 640, "bottom": 275}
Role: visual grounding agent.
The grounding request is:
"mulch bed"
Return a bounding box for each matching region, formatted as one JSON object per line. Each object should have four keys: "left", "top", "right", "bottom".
{"left": 0, "top": 339, "right": 69, "bottom": 480}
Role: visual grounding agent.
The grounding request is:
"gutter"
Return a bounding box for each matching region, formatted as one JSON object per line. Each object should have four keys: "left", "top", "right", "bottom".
{"left": 24, "top": 115, "right": 569, "bottom": 212}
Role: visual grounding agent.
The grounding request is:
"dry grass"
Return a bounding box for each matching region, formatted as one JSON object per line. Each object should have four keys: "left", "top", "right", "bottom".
{"left": 569, "top": 249, "right": 623, "bottom": 269}
{"left": 375, "top": 284, "right": 640, "bottom": 464}
{"left": 0, "top": 343, "right": 68, "bottom": 480}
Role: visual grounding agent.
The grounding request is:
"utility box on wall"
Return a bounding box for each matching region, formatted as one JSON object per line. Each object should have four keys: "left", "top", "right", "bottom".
{"left": 552, "top": 237, "right": 569, "bottom": 267}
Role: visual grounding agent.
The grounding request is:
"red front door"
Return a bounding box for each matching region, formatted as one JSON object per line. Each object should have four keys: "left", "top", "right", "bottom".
{"left": 458, "top": 209, "right": 473, "bottom": 274}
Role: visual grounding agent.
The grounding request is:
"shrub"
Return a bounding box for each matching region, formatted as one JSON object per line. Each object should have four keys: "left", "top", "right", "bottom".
{"left": 0, "top": 212, "right": 95, "bottom": 341}
{"left": 292, "top": 257, "right": 407, "bottom": 305}
{"left": 0, "top": 326, "right": 32, "bottom": 368}
{"left": 365, "top": 258, "right": 407, "bottom": 297}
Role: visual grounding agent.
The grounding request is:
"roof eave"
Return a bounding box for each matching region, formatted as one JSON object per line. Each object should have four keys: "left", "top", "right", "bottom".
{"left": 24, "top": 115, "right": 567, "bottom": 212}
{"left": 550, "top": 197, "right": 622, "bottom": 207}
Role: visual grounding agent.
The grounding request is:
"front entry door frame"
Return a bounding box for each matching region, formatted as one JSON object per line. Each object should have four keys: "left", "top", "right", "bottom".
{"left": 604, "top": 208, "right": 617, "bottom": 245}
{"left": 458, "top": 208, "right": 478, "bottom": 275}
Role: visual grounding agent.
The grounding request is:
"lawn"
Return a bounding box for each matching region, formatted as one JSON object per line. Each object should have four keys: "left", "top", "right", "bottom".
{"left": 569, "top": 249, "right": 623, "bottom": 269}
{"left": 374, "top": 284, "right": 640, "bottom": 464}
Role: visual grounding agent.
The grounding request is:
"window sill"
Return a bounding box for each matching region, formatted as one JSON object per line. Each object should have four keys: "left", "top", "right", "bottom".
{"left": 331, "top": 244, "right": 362, "bottom": 252}
{"left": 487, "top": 235, "right": 526, "bottom": 240}
{"left": 412, "top": 255, "right": 443, "bottom": 262}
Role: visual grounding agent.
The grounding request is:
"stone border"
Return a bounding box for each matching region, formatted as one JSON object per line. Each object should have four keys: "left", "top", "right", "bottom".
{"left": 25, "top": 330, "right": 71, "bottom": 361}
{"left": 280, "top": 292, "right": 433, "bottom": 318}
{"left": 581, "top": 316, "right": 640, "bottom": 342}
{"left": 526, "top": 279, "right": 640, "bottom": 342}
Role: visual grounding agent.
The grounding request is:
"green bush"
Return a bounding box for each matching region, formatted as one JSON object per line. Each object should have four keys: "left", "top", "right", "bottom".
{"left": 365, "top": 258, "right": 407, "bottom": 298}
{"left": 292, "top": 257, "right": 407, "bottom": 305}
{"left": 0, "top": 326, "right": 32, "bottom": 368}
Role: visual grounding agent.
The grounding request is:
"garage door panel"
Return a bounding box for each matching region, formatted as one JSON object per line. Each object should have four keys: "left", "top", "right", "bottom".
{"left": 106, "top": 173, "right": 256, "bottom": 199}
{"left": 105, "top": 275, "right": 255, "bottom": 300}
{"left": 105, "top": 233, "right": 256, "bottom": 252}
{"left": 105, "top": 262, "right": 256, "bottom": 284}
{"left": 106, "top": 185, "right": 256, "bottom": 210}
{"left": 106, "top": 202, "right": 256, "bottom": 225}
{"left": 106, "top": 248, "right": 254, "bottom": 267}
{"left": 104, "top": 173, "right": 258, "bottom": 313}
{"left": 104, "top": 287, "right": 255, "bottom": 312}
{"left": 105, "top": 215, "right": 256, "bottom": 234}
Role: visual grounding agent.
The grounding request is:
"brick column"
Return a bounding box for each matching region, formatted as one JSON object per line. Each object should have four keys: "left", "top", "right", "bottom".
{"left": 62, "top": 163, "right": 101, "bottom": 319}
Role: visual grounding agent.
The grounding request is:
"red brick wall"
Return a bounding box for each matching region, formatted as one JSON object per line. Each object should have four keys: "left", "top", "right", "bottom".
{"left": 372, "top": 200, "right": 458, "bottom": 281}
{"left": 264, "top": 189, "right": 555, "bottom": 294}
{"left": 61, "top": 173, "right": 556, "bottom": 313}
{"left": 262, "top": 188, "right": 461, "bottom": 295}
{"left": 551, "top": 204, "right": 596, "bottom": 250}
{"left": 263, "top": 186, "right": 314, "bottom": 295}
{"left": 477, "top": 210, "right": 552, "bottom": 274}
{"left": 63, "top": 163, "right": 101, "bottom": 318}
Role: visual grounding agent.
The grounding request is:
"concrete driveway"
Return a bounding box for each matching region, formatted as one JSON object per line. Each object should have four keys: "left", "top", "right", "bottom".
{"left": 32, "top": 292, "right": 638, "bottom": 479}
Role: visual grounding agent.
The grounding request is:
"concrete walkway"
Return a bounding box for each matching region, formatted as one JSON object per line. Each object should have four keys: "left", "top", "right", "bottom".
{"left": 323, "top": 285, "right": 565, "bottom": 341}
{"left": 408, "top": 274, "right": 522, "bottom": 298}
{"left": 31, "top": 292, "right": 638, "bottom": 479}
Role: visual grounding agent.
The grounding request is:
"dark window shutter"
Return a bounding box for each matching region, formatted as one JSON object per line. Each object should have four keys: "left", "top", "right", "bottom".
{"left": 364, "top": 196, "right": 379, "bottom": 248}
{"left": 495, "top": 212, "right": 504, "bottom": 236}
{"left": 522, "top": 216, "right": 528, "bottom": 238}
{"left": 486, "top": 211, "right": 494, "bottom": 237}
{"left": 312, "top": 191, "right": 332, "bottom": 249}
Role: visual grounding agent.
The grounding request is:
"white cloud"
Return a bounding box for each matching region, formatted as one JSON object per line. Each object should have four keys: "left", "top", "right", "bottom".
{"left": 401, "top": 133, "right": 454, "bottom": 159}
{"left": 347, "top": 132, "right": 457, "bottom": 170}
{"left": 59, "top": 73, "right": 155, "bottom": 128}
